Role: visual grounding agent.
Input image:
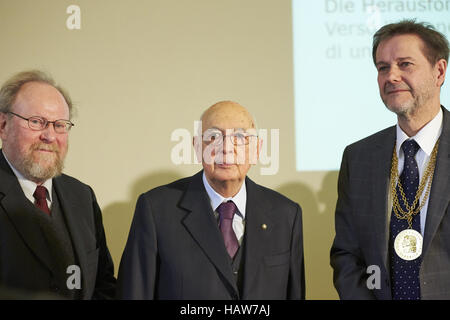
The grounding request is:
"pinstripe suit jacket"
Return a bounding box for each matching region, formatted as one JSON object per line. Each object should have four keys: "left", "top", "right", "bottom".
{"left": 330, "top": 106, "right": 450, "bottom": 299}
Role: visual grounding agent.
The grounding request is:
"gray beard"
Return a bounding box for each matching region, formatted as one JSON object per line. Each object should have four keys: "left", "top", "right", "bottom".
{"left": 22, "top": 158, "right": 64, "bottom": 182}
{"left": 383, "top": 77, "right": 435, "bottom": 119}
{"left": 385, "top": 99, "right": 419, "bottom": 118}
{"left": 18, "top": 150, "right": 65, "bottom": 183}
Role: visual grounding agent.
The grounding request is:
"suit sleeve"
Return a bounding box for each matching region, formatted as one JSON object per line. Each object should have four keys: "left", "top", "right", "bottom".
{"left": 117, "top": 194, "right": 158, "bottom": 299}
{"left": 330, "top": 147, "right": 376, "bottom": 300}
{"left": 91, "top": 189, "right": 117, "bottom": 299}
{"left": 288, "top": 203, "right": 305, "bottom": 300}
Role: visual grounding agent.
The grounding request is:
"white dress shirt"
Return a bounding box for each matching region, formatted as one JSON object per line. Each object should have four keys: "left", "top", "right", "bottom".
{"left": 393, "top": 108, "right": 443, "bottom": 236}
{"left": 202, "top": 172, "right": 246, "bottom": 244}
{"left": 2, "top": 150, "right": 53, "bottom": 209}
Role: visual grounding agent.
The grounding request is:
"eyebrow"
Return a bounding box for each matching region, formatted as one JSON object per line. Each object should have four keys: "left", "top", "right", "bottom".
{"left": 376, "top": 56, "right": 416, "bottom": 66}
{"left": 206, "top": 127, "right": 246, "bottom": 132}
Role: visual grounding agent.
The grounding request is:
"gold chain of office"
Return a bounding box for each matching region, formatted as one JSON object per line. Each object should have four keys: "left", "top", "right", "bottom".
{"left": 390, "top": 139, "right": 439, "bottom": 229}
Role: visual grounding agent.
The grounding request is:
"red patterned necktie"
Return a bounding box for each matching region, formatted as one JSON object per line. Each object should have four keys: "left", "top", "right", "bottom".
{"left": 33, "top": 185, "right": 51, "bottom": 215}
{"left": 217, "top": 201, "right": 239, "bottom": 258}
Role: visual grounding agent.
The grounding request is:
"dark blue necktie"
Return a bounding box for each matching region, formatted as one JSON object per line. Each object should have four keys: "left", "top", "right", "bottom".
{"left": 390, "top": 139, "right": 421, "bottom": 300}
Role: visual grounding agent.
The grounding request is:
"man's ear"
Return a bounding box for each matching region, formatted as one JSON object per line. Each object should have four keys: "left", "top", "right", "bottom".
{"left": 436, "top": 58, "right": 447, "bottom": 87}
{"left": 256, "top": 137, "right": 263, "bottom": 161}
{"left": 193, "top": 135, "right": 202, "bottom": 164}
{"left": 247, "top": 131, "right": 261, "bottom": 165}
{"left": 0, "top": 112, "right": 8, "bottom": 140}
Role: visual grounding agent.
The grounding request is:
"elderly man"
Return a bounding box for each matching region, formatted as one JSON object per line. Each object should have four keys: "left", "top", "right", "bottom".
{"left": 331, "top": 20, "right": 449, "bottom": 299}
{"left": 117, "top": 101, "right": 305, "bottom": 299}
{"left": 0, "top": 70, "right": 116, "bottom": 299}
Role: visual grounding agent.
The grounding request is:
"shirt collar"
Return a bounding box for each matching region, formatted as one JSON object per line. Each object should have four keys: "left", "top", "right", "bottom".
{"left": 1, "top": 150, "right": 53, "bottom": 202}
{"left": 202, "top": 171, "right": 246, "bottom": 218}
{"left": 396, "top": 108, "right": 443, "bottom": 157}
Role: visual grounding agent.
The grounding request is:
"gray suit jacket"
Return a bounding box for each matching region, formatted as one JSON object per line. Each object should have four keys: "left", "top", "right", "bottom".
{"left": 117, "top": 171, "right": 305, "bottom": 299}
{"left": 330, "top": 106, "right": 450, "bottom": 299}
{"left": 0, "top": 151, "right": 116, "bottom": 299}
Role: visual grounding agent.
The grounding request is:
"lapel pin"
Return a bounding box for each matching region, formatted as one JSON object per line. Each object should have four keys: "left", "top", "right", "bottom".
{"left": 261, "top": 224, "right": 267, "bottom": 230}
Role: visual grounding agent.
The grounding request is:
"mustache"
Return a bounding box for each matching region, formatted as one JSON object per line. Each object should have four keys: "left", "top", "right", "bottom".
{"left": 384, "top": 83, "right": 411, "bottom": 94}
{"left": 31, "top": 143, "right": 60, "bottom": 154}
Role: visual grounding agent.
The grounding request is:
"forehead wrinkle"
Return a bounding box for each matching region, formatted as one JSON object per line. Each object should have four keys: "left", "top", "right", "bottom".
{"left": 204, "top": 127, "right": 248, "bottom": 134}
{"left": 377, "top": 34, "right": 429, "bottom": 62}
{"left": 12, "top": 83, "right": 69, "bottom": 121}
{"left": 201, "top": 103, "right": 255, "bottom": 132}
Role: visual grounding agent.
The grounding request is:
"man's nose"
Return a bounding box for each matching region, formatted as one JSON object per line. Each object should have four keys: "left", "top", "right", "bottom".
{"left": 39, "top": 123, "right": 57, "bottom": 143}
{"left": 222, "top": 134, "right": 235, "bottom": 154}
{"left": 386, "top": 66, "right": 402, "bottom": 83}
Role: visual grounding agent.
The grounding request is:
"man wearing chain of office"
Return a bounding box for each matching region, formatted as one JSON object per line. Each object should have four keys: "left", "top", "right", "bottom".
{"left": 331, "top": 19, "right": 450, "bottom": 299}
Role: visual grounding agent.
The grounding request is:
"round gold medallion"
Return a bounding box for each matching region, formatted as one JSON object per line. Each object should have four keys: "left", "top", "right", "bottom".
{"left": 394, "top": 229, "right": 423, "bottom": 261}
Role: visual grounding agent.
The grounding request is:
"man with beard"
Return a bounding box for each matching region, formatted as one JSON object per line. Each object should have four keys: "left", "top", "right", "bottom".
{"left": 331, "top": 20, "right": 450, "bottom": 299}
{"left": 0, "top": 70, "right": 116, "bottom": 299}
{"left": 117, "top": 101, "right": 305, "bottom": 299}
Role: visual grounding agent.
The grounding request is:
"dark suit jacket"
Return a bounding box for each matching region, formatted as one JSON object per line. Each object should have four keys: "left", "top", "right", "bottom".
{"left": 330, "top": 106, "right": 450, "bottom": 299}
{"left": 117, "top": 171, "right": 305, "bottom": 299}
{"left": 0, "top": 151, "right": 116, "bottom": 299}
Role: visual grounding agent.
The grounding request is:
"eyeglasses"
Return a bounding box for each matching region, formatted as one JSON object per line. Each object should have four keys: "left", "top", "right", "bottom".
{"left": 7, "top": 111, "right": 74, "bottom": 133}
{"left": 202, "top": 130, "right": 257, "bottom": 146}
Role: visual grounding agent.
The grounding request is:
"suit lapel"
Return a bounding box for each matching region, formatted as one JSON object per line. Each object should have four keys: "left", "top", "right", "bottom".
{"left": 372, "top": 128, "right": 396, "bottom": 272}
{"left": 53, "top": 177, "right": 91, "bottom": 299}
{"left": 179, "top": 171, "right": 238, "bottom": 297}
{"left": 241, "top": 177, "right": 275, "bottom": 298}
{"left": 422, "top": 107, "right": 450, "bottom": 256}
{"left": 0, "top": 151, "right": 54, "bottom": 272}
